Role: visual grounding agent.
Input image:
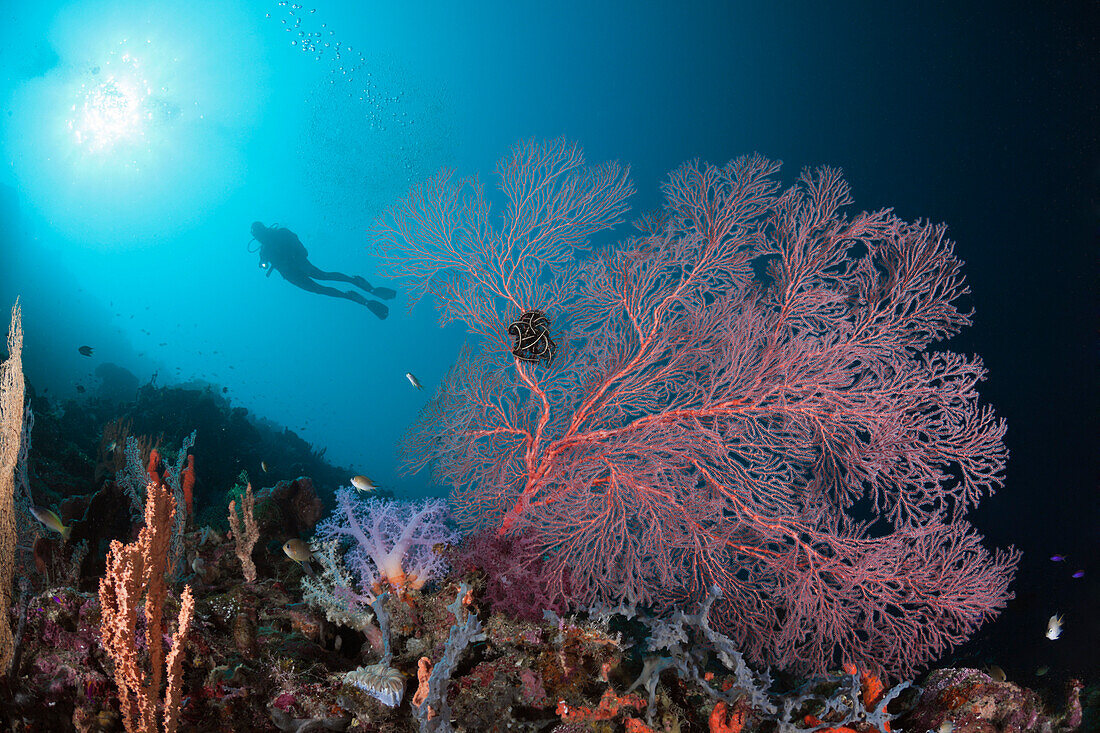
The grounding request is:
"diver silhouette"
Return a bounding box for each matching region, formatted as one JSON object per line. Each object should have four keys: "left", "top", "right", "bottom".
{"left": 250, "top": 222, "right": 396, "bottom": 319}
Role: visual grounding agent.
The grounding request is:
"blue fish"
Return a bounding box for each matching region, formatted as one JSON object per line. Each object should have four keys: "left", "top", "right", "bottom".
{"left": 1050, "top": 555, "right": 1065, "bottom": 562}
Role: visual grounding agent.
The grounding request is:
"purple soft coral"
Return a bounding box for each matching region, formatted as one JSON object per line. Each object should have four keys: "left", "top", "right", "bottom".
{"left": 314, "top": 488, "right": 458, "bottom": 594}
{"left": 452, "top": 528, "right": 572, "bottom": 621}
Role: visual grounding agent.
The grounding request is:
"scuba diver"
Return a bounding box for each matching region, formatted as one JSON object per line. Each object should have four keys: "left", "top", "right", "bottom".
{"left": 249, "top": 222, "right": 395, "bottom": 320}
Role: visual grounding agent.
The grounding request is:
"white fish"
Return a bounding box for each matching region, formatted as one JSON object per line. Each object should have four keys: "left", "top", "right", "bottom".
{"left": 350, "top": 475, "right": 377, "bottom": 493}
{"left": 1046, "top": 614, "right": 1063, "bottom": 640}
{"left": 405, "top": 372, "right": 423, "bottom": 390}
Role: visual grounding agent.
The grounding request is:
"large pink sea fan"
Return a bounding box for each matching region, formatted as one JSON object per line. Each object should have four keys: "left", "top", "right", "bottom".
{"left": 376, "top": 138, "right": 1019, "bottom": 678}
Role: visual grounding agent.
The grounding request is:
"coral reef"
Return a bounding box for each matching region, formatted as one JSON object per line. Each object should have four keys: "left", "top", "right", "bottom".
{"left": 0, "top": 473, "right": 1088, "bottom": 733}
{"left": 0, "top": 142, "right": 1091, "bottom": 732}
{"left": 898, "top": 667, "right": 1083, "bottom": 733}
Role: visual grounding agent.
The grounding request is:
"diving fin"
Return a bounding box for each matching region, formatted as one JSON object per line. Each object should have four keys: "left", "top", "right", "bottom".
{"left": 366, "top": 300, "right": 389, "bottom": 320}
{"left": 371, "top": 286, "right": 397, "bottom": 300}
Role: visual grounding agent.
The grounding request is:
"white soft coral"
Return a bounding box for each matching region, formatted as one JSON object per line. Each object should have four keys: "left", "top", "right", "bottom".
{"left": 314, "top": 488, "right": 458, "bottom": 595}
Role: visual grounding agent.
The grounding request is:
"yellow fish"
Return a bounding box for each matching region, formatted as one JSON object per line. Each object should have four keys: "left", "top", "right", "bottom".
{"left": 31, "top": 506, "right": 71, "bottom": 540}
{"left": 350, "top": 475, "right": 377, "bottom": 493}
{"left": 282, "top": 539, "right": 316, "bottom": 577}
{"left": 283, "top": 539, "right": 313, "bottom": 563}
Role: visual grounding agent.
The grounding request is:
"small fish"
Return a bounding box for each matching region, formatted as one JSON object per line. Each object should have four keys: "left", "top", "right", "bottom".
{"left": 222, "top": 387, "right": 229, "bottom": 393}
{"left": 30, "top": 506, "right": 71, "bottom": 540}
{"left": 261, "top": 461, "right": 269, "bottom": 473}
{"left": 78, "top": 345, "right": 93, "bottom": 356}
{"left": 936, "top": 723, "right": 954, "bottom": 733}
{"left": 283, "top": 539, "right": 312, "bottom": 562}
{"left": 106, "top": 440, "right": 117, "bottom": 453}
{"left": 75, "top": 385, "right": 85, "bottom": 394}
{"left": 405, "top": 372, "right": 423, "bottom": 390}
{"left": 351, "top": 475, "right": 377, "bottom": 493}
{"left": 985, "top": 664, "right": 1006, "bottom": 682}
{"left": 1050, "top": 554, "right": 1065, "bottom": 562}
{"left": 1036, "top": 666, "right": 1049, "bottom": 676}
{"left": 1046, "top": 614, "right": 1063, "bottom": 640}
{"left": 1071, "top": 570, "right": 1084, "bottom": 578}
{"left": 282, "top": 539, "right": 316, "bottom": 577}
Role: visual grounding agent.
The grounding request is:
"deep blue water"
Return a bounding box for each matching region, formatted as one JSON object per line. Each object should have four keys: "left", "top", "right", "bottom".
{"left": 0, "top": 0, "right": 1095, "bottom": 684}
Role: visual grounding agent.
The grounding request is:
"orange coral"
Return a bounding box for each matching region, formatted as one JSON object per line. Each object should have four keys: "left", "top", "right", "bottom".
{"left": 842, "top": 663, "right": 886, "bottom": 709}
{"left": 556, "top": 688, "right": 646, "bottom": 723}
{"left": 98, "top": 480, "right": 194, "bottom": 733}
{"left": 804, "top": 665, "right": 892, "bottom": 733}
{"left": 180, "top": 454, "right": 195, "bottom": 517}
{"left": 936, "top": 686, "right": 971, "bottom": 709}
{"left": 147, "top": 448, "right": 161, "bottom": 484}
{"left": 412, "top": 656, "right": 436, "bottom": 719}
{"left": 710, "top": 699, "right": 751, "bottom": 733}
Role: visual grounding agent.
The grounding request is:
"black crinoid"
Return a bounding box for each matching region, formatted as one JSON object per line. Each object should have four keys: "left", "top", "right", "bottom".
{"left": 507, "top": 309, "right": 556, "bottom": 365}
